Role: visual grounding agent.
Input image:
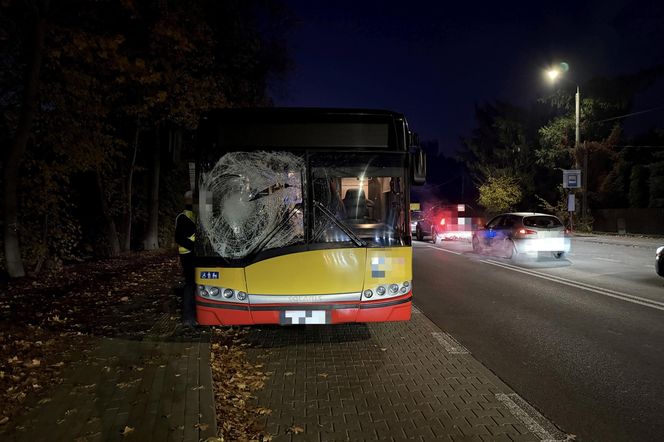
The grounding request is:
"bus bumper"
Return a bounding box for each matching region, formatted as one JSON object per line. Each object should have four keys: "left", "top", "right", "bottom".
{"left": 195, "top": 293, "right": 412, "bottom": 326}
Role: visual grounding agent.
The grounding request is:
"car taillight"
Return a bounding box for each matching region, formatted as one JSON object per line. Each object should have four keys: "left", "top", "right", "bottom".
{"left": 440, "top": 218, "right": 446, "bottom": 226}
{"left": 518, "top": 228, "right": 537, "bottom": 235}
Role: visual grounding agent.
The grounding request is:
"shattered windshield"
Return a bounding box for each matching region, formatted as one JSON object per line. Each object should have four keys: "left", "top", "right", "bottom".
{"left": 311, "top": 152, "right": 407, "bottom": 247}
{"left": 195, "top": 150, "right": 407, "bottom": 259}
{"left": 197, "top": 151, "right": 304, "bottom": 259}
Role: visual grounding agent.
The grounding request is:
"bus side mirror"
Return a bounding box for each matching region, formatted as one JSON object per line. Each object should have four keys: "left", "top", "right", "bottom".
{"left": 411, "top": 148, "right": 426, "bottom": 185}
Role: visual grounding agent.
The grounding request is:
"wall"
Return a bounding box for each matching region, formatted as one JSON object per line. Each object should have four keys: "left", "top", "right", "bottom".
{"left": 592, "top": 208, "right": 664, "bottom": 234}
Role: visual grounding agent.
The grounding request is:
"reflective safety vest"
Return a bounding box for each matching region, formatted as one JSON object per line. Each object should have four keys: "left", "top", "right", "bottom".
{"left": 177, "top": 209, "right": 196, "bottom": 255}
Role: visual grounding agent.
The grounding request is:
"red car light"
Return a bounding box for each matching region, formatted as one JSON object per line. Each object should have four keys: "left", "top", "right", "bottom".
{"left": 439, "top": 218, "right": 446, "bottom": 226}
{"left": 518, "top": 228, "right": 537, "bottom": 235}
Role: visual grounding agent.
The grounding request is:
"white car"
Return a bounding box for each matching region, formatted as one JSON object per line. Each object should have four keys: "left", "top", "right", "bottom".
{"left": 472, "top": 212, "right": 570, "bottom": 259}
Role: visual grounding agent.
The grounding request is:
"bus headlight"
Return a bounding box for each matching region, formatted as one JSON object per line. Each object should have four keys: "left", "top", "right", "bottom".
{"left": 223, "top": 288, "right": 234, "bottom": 298}
{"left": 403, "top": 281, "right": 410, "bottom": 288}
{"left": 209, "top": 287, "right": 220, "bottom": 298}
{"left": 198, "top": 285, "right": 209, "bottom": 297}
{"left": 389, "top": 284, "right": 399, "bottom": 294}
{"left": 376, "top": 286, "right": 386, "bottom": 296}
{"left": 363, "top": 289, "right": 373, "bottom": 298}
{"left": 236, "top": 291, "right": 247, "bottom": 301}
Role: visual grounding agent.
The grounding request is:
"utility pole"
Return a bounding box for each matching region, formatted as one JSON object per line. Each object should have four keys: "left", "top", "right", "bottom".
{"left": 575, "top": 86, "right": 582, "bottom": 224}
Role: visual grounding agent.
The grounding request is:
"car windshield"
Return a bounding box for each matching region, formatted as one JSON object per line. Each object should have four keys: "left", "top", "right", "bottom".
{"left": 310, "top": 152, "right": 407, "bottom": 247}
{"left": 523, "top": 215, "right": 563, "bottom": 228}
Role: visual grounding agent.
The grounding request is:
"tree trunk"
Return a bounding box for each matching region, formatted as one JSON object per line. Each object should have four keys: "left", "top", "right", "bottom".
{"left": 2, "top": 1, "right": 49, "bottom": 278}
{"left": 122, "top": 122, "right": 140, "bottom": 251}
{"left": 94, "top": 171, "right": 120, "bottom": 257}
{"left": 143, "top": 127, "right": 161, "bottom": 250}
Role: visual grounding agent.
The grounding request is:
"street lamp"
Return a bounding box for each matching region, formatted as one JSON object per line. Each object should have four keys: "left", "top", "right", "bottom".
{"left": 546, "top": 66, "right": 580, "bottom": 169}
{"left": 546, "top": 64, "right": 586, "bottom": 226}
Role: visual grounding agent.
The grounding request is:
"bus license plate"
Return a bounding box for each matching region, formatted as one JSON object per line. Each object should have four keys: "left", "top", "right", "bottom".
{"left": 280, "top": 310, "right": 329, "bottom": 325}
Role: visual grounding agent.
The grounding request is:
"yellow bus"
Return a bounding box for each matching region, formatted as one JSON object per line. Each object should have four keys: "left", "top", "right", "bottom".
{"left": 193, "top": 108, "right": 425, "bottom": 325}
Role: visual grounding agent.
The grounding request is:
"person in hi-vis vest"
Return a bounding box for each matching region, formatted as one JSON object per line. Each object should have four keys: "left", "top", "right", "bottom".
{"left": 175, "top": 191, "right": 197, "bottom": 326}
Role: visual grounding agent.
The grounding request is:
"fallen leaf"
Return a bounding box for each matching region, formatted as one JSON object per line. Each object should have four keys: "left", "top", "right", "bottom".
{"left": 286, "top": 425, "right": 304, "bottom": 434}
{"left": 0, "top": 416, "right": 9, "bottom": 425}
{"left": 284, "top": 372, "right": 294, "bottom": 376}
{"left": 25, "top": 359, "right": 41, "bottom": 368}
{"left": 317, "top": 373, "right": 328, "bottom": 378}
{"left": 121, "top": 426, "right": 134, "bottom": 436}
{"left": 194, "top": 423, "right": 209, "bottom": 431}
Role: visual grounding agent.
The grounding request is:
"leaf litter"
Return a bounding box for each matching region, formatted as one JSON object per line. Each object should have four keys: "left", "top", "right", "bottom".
{"left": 0, "top": 250, "right": 273, "bottom": 441}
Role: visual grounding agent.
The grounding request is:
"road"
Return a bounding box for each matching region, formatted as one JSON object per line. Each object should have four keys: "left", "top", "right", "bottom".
{"left": 412, "top": 235, "right": 664, "bottom": 442}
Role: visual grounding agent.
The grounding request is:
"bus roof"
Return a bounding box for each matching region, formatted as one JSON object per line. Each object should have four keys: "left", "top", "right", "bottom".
{"left": 197, "top": 107, "right": 412, "bottom": 151}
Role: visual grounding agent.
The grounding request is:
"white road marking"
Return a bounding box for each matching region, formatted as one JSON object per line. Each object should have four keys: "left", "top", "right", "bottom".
{"left": 483, "top": 259, "right": 664, "bottom": 312}
{"left": 432, "top": 332, "right": 469, "bottom": 354}
{"left": 593, "top": 257, "right": 621, "bottom": 263}
{"left": 425, "top": 245, "right": 462, "bottom": 255}
{"left": 495, "top": 393, "right": 568, "bottom": 442}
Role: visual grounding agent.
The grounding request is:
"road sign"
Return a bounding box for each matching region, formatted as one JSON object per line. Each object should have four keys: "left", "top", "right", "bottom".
{"left": 562, "top": 169, "right": 581, "bottom": 189}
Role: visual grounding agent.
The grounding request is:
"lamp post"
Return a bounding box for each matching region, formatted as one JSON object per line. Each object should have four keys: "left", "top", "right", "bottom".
{"left": 546, "top": 65, "right": 585, "bottom": 225}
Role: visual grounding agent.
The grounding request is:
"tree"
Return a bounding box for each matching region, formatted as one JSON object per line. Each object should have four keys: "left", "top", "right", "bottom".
{"left": 477, "top": 175, "right": 523, "bottom": 215}
{"left": 2, "top": 0, "right": 50, "bottom": 277}
{"left": 537, "top": 68, "right": 664, "bottom": 211}
{"left": 1, "top": 0, "right": 293, "bottom": 275}
{"left": 459, "top": 100, "right": 552, "bottom": 208}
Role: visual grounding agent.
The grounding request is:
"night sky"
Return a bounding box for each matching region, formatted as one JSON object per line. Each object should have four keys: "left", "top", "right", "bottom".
{"left": 273, "top": 0, "right": 664, "bottom": 160}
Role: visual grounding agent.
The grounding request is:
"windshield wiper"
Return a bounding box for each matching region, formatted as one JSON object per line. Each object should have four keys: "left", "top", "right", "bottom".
{"left": 313, "top": 200, "right": 367, "bottom": 247}
{"left": 248, "top": 203, "right": 302, "bottom": 257}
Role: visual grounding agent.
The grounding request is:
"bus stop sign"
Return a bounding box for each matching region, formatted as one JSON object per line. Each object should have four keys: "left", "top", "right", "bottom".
{"left": 562, "top": 169, "right": 581, "bottom": 189}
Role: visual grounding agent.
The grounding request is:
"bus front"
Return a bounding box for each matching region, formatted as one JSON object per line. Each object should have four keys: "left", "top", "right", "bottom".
{"left": 193, "top": 108, "right": 424, "bottom": 326}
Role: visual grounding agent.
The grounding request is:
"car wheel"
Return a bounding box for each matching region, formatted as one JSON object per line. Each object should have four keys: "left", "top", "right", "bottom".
{"left": 504, "top": 239, "right": 518, "bottom": 260}
{"left": 553, "top": 251, "right": 565, "bottom": 259}
{"left": 472, "top": 236, "right": 481, "bottom": 253}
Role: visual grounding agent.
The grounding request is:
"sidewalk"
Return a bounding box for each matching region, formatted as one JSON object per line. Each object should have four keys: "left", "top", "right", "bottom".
{"left": 3, "top": 304, "right": 572, "bottom": 442}
{"left": 3, "top": 316, "right": 217, "bottom": 442}
{"left": 573, "top": 232, "right": 663, "bottom": 249}
{"left": 244, "top": 307, "right": 571, "bottom": 442}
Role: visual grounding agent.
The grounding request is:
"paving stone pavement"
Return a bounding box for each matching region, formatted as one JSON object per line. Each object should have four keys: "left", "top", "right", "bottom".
{"left": 3, "top": 315, "right": 216, "bottom": 442}
{"left": 3, "top": 305, "right": 571, "bottom": 442}
{"left": 244, "top": 306, "right": 570, "bottom": 442}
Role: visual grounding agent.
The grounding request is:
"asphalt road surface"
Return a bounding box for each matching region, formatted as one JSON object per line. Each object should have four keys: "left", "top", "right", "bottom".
{"left": 412, "top": 235, "right": 664, "bottom": 442}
